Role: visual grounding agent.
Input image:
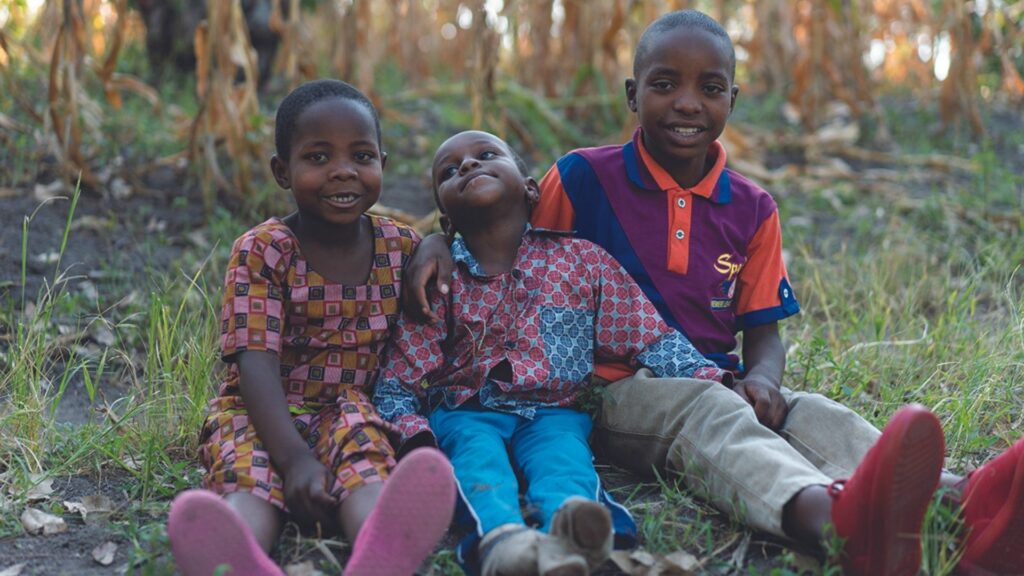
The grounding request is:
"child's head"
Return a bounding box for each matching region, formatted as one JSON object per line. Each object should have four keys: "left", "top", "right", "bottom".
{"left": 430, "top": 130, "right": 538, "bottom": 236}
{"left": 270, "top": 79, "right": 385, "bottom": 227}
{"left": 626, "top": 10, "right": 738, "bottom": 185}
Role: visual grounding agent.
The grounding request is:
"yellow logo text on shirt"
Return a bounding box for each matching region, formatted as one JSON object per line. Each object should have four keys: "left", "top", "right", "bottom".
{"left": 714, "top": 253, "right": 743, "bottom": 282}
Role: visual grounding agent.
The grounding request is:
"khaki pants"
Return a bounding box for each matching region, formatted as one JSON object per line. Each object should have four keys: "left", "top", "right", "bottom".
{"left": 593, "top": 369, "right": 881, "bottom": 536}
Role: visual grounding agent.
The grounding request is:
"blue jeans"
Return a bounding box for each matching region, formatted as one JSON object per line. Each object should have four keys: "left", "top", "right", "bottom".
{"left": 429, "top": 404, "right": 599, "bottom": 534}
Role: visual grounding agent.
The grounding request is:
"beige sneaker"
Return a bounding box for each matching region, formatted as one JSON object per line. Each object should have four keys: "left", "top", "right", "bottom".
{"left": 480, "top": 524, "right": 541, "bottom": 576}
{"left": 549, "top": 497, "right": 613, "bottom": 569}
{"left": 537, "top": 533, "right": 588, "bottom": 576}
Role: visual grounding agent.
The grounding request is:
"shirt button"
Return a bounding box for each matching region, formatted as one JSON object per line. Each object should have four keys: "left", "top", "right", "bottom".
{"left": 783, "top": 288, "right": 790, "bottom": 298}
{"left": 677, "top": 198, "right": 686, "bottom": 208}
{"left": 675, "top": 229, "right": 685, "bottom": 240}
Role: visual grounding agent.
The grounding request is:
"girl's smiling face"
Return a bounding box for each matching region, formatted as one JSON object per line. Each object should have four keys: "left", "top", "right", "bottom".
{"left": 271, "top": 97, "right": 385, "bottom": 228}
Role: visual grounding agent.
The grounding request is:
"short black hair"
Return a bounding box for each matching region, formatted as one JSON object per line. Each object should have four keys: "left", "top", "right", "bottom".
{"left": 273, "top": 79, "right": 381, "bottom": 158}
{"left": 633, "top": 10, "right": 736, "bottom": 81}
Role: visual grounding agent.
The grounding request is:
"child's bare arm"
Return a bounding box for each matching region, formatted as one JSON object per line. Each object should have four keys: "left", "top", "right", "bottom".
{"left": 401, "top": 233, "right": 454, "bottom": 324}
{"left": 236, "top": 350, "right": 337, "bottom": 528}
{"left": 735, "top": 322, "right": 788, "bottom": 430}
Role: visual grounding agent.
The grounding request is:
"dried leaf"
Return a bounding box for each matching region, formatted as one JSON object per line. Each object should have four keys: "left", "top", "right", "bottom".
{"left": 20, "top": 507, "right": 67, "bottom": 535}
{"left": 91, "top": 541, "right": 117, "bottom": 566}
{"left": 33, "top": 180, "right": 66, "bottom": 201}
{"left": 663, "top": 550, "right": 700, "bottom": 572}
{"left": 284, "top": 560, "right": 323, "bottom": 576}
{"left": 71, "top": 215, "right": 112, "bottom": 232}
{"left": 0, "top": 563, "right": 26, "bottom": 576}
{"left": 25, "top": 476, "right": 55, "bottom": 502}
{"left": 64, "top": 494, "right": 113, "bottom": 522}
{"left": 89, "top": 323, "right": 116, "bottom": 347}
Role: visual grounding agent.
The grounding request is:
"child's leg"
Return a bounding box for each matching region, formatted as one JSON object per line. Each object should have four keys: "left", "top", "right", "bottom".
{"left": 343, "top": 448, "right": 455, "bottom": 576}
{"left": 511, "top": 408, "right": 599, "bottom": 529}
{"left": 336, "top": 483, "right": 383, "bottom": 541}
{"left": 224, "top": 491, "right": 285, "bottom": 551}
{"left": 512, "top": 408, "right": 612, "bottom": 569}
{"left": 788, "top": 405, "right": 944, "bottom": 576}
{"left": 594, "top": 369, "right": 831, "bottom": 535}
{"left": 429, "top": 405, "right": 549, "bottom": 575}
{"left": 169, "top": 489, "right": 284, "bottom": 576}
{"left": 958, "top": 437, "right": 1024, "bottom": 574}
{"left": 429, "top": 405, "right": 528, "bottom": 533}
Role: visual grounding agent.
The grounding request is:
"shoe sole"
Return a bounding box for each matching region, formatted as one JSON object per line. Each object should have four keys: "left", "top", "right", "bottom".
{"left": 344, "top": 448, "right": 456, "bottom": 576}
{"left": 865, "top": 407, "right": 945, "bottom": 576}
{"left": 168, "top": 489, "right": 283, "bottom": 576}
{"left": 960, "top": 443, "right": 1024, "bottom": 575}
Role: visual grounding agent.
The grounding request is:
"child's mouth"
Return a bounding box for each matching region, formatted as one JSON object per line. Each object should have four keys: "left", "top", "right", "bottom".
{"left": 669, "top": 126, "right": 703, "bottom": 136}
{"left": 323, "top": 193, "right": 359, "bottom": 207}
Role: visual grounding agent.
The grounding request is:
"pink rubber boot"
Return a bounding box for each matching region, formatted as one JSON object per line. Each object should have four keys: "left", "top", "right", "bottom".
{"left": 343, "top": 447, "right": 457, "bottom": 576}
{"left": 168, "top": 489, "right": 283, "bottom": 576}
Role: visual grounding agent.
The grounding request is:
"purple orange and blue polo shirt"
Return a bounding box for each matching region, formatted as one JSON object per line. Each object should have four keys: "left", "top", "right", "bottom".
{"left": 534, "top": 128, "right": 800, "bottom": 380}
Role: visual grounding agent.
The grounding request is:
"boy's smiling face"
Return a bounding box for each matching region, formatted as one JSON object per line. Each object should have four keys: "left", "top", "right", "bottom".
{"left": 432, "top": 131, "right": 538, "bottom": 233}
{"left": 626, "top": 26, "right": 738, "bottom": 188}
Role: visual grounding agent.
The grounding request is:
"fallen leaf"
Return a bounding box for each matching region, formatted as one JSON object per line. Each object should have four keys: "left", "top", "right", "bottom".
{"left": 0, "top": 563, "right": 26, "bottom": 576}
{"left": 71, "top": 216, "right": 112, "bottom": 232}
{"left": 78, "top": 280, "right": 99, "bottom": 301}
{"left": 33, "top": 180, "right": 66, "bottom": 202}
{"left": 109, "top": 177, "right": 132, "bottom": 200}
{"left": 284, "top": 560, "right": 323, "bottom": 575}
{"left": 63, "top": 501, "right": 88, "bottom": 517}
{"left": 92, "top": 541, "right": 117, "bottom": 566}
{"left": 656, "top": 550, "right": 700, "bottom": 575}
{"left": 89, "top": 323, "right": 116, "bottom": 347}
{"left": 79, "top": 494, "right": 115, "bottom": 523}
{"left": 25, "top": 476, "right": 54, "bottom": 502}
{"left": 33, "top": 251, "right": 60, "bottom": 265}
{"left": 20, "top": 507, "right": 67, "bottom": 535}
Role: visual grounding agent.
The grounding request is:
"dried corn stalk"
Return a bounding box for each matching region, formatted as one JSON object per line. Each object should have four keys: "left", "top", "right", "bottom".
{"left": 190, "top": 0, "right": 264, "bottom": 210}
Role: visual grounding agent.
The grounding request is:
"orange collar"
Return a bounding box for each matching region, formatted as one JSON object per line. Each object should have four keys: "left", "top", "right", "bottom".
{"left": 636, "top": 134, "right": 727, "bottom": 199}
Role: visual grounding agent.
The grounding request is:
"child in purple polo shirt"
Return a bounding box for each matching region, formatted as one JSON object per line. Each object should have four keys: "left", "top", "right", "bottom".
{"left": 374, "top": 130, "right": 733, "bottom": 576}
{"left": 403, "top": 10, "right": 1024, "bottom": 576}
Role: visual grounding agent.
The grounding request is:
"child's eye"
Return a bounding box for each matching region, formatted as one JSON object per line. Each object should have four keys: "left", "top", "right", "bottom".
{"left": 650, "top": 80, "right": 674, "bottom": 92}
{"left": 354, "top": 151, "right": 377, "bottom": 162}
{"left": 703, "top": 84, "right": 726, "bottom": 95}
{"left": 479, "top": 150, "right": 498, "bottom": 160}
{"left": 305, "top": 152, "right": 328, "bottom": 163}
{"left": 438, "top": 165, "right": 458, "bottom": 183}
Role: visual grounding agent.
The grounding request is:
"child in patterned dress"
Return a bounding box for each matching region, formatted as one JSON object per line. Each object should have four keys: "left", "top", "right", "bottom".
{"left": 373, "top": 130, "right": 735, "bottom": 576}
{"left": 167, "top": 79, "right": 456, "bottom": 576}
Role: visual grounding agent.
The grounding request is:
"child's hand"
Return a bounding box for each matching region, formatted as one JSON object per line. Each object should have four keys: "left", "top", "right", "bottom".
{"left": 732, "top": 377, "right": 788, "bottom": 431}
{"left": 282, "top": 454, "right": 338, "bottom": 531}
{"left": 402, "top": 233, "right": 454, "bottom": 323}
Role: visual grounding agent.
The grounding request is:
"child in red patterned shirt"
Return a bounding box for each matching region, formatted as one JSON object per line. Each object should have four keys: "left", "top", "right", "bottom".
{"left": 375, "top": 130, "right": 733, "bottom": 576}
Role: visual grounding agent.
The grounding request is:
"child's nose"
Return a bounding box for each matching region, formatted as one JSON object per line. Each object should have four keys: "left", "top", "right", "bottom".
{"left": 673, "top": 89, "right": 702, "bottom": 114}
{"left": 458, "top": 157, "right": 481, "bottom": 174}
{"left": 329, "top": 160, "right": 359, "bottom": 179}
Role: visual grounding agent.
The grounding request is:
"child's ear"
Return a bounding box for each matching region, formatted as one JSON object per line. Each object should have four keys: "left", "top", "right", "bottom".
{"left": 625, "top": 78, "right": 638, "bottom": 113}
{"left": 729, "top": 84, "right": 739, "bottom": 115}
{"left": 270, "top": 155, "right": 290, "bottom": 189}
{"left": 439, "top": 213, "right": 454, "bottom": 237}
{"left": 524, "top": 177, "right": 540, "bottom": 207}
{"left": 380, "top": 151, "right": 388, "bottom": 170}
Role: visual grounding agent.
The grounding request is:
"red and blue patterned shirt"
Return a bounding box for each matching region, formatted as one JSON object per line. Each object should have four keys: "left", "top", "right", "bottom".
{"left": 374, "top": 227, "right": 731, "bottom": 445}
